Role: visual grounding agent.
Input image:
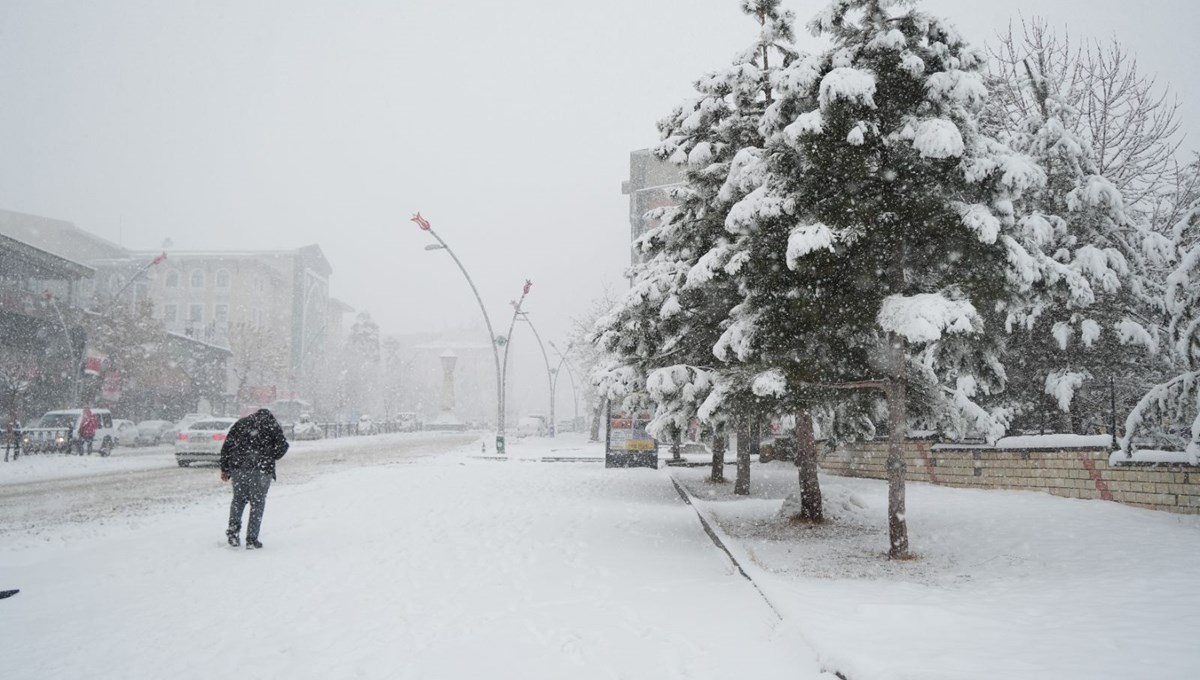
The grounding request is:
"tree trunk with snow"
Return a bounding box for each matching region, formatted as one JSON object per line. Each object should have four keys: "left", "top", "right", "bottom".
{"left": 589, "top": 399, "right": 604, "bottom": 442}
{"left": 884, "top": 332, "right": 910, "bottom": 559}
{"left": 793, "top": 407, "right": 823, "bottom": 522}
{"left": 709, "top": 424, "right": 726, "bottom": 483}
{"left": 670, "top": 424, "right": 682, "bottom": 461}
{"left": 734, "top": 417, "right": 751, "bottom": 495}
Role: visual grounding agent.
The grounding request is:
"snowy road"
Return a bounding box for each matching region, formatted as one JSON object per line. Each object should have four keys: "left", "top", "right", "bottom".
{"left": 0, "top": 432, "right": 475, "bottom": 540}
{"left": 2, "top": 436, "right": 829, "bottom": 680}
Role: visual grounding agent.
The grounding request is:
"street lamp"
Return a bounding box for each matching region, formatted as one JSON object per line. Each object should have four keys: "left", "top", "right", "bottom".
{"left": 500, "top": 280, "right": 533, "bottom": 439}
{"left": 549, "top": 341, "right": 581, "bottom": 432}
{"left": 515, "top": 310, "right": 555, "bottom": 437}
{"left": 107, "top": 252, "right": 168, "bottom": 308}
{"left": 410, "top": 213, "right": 507, "bottom": 453}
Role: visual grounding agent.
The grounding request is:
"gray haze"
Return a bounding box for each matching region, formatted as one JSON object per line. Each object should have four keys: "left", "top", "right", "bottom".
{"left": 1, "top": 0, "right": 1196, "bottom": 342}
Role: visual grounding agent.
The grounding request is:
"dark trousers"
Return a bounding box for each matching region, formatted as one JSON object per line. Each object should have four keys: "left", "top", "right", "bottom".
{"left": 227, "top": 469, "right": 272, "bottom": 541}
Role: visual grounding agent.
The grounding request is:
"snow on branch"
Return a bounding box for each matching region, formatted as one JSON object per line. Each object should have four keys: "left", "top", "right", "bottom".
{"left": 1044, "top": 370, "right": 1090, "bottom": 411}
{"left": 877, "top": 292, "right": 982, "bottom": 343}
{"left": 785, "top": 222, "right": 841, "bottom": 268}
{"left": 818, "top": 67, "right": 877, "bottom": 110}
{"left": 912, "top": 118, "right": 965, "bottom": 159}
{"left": 953, "top": 202, "right": 1001, "bottom": 244}
{"left": 751, "top": 368, "right": 788, "bottom": 397}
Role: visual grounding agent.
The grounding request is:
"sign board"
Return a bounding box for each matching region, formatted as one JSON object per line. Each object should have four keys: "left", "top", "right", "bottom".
{"left": 605, "top": 402, "right": 658, "bottom": 468}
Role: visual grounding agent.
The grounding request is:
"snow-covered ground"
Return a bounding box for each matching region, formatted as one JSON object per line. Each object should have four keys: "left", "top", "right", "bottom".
{"left": 3, "top": 433, "right": 1198, "bottom": 679}
{"left": 0, "top": 431, "right": 450, "bottom": 486}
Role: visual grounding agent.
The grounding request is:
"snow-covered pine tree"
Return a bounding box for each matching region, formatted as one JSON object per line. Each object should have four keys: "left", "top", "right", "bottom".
{"left": 980, "top": 23, "right": 1180, "bottom": 439}
{"left": 986, "top": 56, "right": 1171, "bottom": 438}
{"left": 715, "top": 0, "right": 1089, "bottom": 557}
{"left": 1124, "top": 202, "right": 1200, "bottom": 460}
{"left": 591, "top": 0, "right": 798, "bottom": 483}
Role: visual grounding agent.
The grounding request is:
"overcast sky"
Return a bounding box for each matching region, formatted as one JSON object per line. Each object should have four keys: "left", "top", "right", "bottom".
{"left": 1, "top": 0, "right": 1196, "bottom": 345}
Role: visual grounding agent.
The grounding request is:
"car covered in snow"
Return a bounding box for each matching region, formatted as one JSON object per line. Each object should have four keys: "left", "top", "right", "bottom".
{"left": 113, "top": 419, "right": 139, "bottom": 447}
{"left": 291, "top": 414, "right": 324, "bottom": 441}
{"left": 135, "top": 420, "right": 173, "bottom": 446}
{"left": 174, "top": 417, "right": 237, "bottom": 467}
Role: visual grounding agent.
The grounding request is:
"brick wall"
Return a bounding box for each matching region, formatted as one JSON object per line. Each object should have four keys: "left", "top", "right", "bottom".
{"left": 819, "top": 440, "right": 1200, "bottom": 514}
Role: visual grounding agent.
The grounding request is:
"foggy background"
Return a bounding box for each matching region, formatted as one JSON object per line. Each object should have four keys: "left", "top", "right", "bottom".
{"left": 0, "top": 0, "right": 1196, "bottom": 344}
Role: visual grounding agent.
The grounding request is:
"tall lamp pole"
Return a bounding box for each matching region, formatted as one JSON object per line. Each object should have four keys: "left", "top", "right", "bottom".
{"left": 515, "top": 310, "right": 555, "bottom": 437}
{"left": 501, "top": 280, "right": 533, "bottom": 438}
{"left": 411, "top": 213, "right": 507, "bottom": 453}
{"left": 549, "top": 341, "right": 580, "bottom": 431}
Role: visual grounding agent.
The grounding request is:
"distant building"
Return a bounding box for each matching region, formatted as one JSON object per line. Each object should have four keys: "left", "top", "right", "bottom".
{"left": 621, "top": 149, "right": 684, "bottom": 265}
{"left": 0, "top": 208, "right": 335, "bottom": 408}
{"left": 0, "top": 231, "right": 94, "bottom": 421}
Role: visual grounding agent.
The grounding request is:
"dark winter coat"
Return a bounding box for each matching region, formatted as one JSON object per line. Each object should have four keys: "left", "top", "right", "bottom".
{"left": 219, "top": 409, "right": 289, "bottom": 479}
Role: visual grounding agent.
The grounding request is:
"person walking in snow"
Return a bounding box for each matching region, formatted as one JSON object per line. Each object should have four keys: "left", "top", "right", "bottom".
{"left": 77, "top": 406, "right": 98, "bottom": 455}
{"left": 219, "top": 408, "right": 289, "bottom": 550}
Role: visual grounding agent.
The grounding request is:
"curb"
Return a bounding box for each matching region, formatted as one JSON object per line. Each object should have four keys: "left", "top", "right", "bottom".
{"left": 667, "top": 471, "right": 851, "bottom": 680}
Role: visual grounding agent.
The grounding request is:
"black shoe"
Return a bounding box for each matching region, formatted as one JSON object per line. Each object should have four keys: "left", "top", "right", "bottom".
{"left": 227, "top": 533, "right": 240, "bottom": 547}
{"left": 246, "top": 539, "right": 263, "bottom": 550}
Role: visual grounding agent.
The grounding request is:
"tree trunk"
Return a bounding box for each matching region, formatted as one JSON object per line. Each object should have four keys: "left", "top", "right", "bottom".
{"left": 885, "top": 331, "right": 910, "bottom": 559}
{"left": 671, "top": 424, "right": 682, "bottom": 461}
{"left": 794, "top": 407, "right": 823, "bottom": 522}
{"left": 750, "top": 417, "right": 761, "bottom": 462}
{"left": 588, "top": 399, "right": 604, "bottom": 442}
{"left": 734, "top": 417, "right": 751, "bottom": 495}
{"left": 709, "top": 423, "right": 726, "bottom": 483}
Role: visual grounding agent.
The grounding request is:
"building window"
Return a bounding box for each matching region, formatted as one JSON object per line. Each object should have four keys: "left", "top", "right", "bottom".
{"left": 215, "top": 270, "right": 230, "bottom": 289}
{"left": 190, "top": 271, "right": 205, "bottom": 288}
{"left": 215, "top": 304, "right": 229, "bottom": 323}
{"left": 189, "top": 304, "right": 203, "bottom": 323}
{"left": 165, "top": 271, "right": 179, "bottom": 288}
{"left": 163, "top": 304, "right": 177, "bottom": 322}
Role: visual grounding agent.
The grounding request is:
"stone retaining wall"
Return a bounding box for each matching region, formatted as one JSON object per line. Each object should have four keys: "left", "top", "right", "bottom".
{"left": 819, "top": 440, "right": 1200, "bottom": 514}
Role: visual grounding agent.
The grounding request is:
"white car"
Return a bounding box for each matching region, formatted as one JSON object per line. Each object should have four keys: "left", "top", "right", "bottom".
{"left": 174, "top": 417, "right": 237, "bottom": 467}
{"left": 162, "top": 413, "right": 210, "bottom": 443}
{"left": 135, "top": 420, "right": 172, "bottom": 446}
{"left": 291, "top": 414, "right": 324, "bottom": 441}
{"left": 113, "top": 419, "right": 139, "bottom": 447}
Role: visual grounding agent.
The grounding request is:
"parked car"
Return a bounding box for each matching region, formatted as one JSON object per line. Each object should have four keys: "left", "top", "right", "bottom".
{"left": 135, "top": 420, "right": 173, "bottom": 446}
{"left": 113, "top": 419, "right": 139, "bottom": 447}
{"left": 517, "top": 415, "right": 548, "bottom": 438}
{"left": 292, "top": 414, "right": 324, "bottom": 441}
{"left": 174, "top": 417, "right": 238, "bottom": 467}
{"left": 162, "top": 413, "right": 210, "bottom": 443}
{"left": 394, "top": 412, "right": 423, "bottom": 432}
{"left": 21, "top": 408, "right": 116, "bottom": 455}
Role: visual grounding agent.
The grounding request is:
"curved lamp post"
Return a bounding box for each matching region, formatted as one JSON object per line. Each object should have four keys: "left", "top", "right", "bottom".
{"left": 411, "top": 213, "right": 506, "bottom": 453}
{"left": 108, "top": 252, "right": 168, "bottom": 309}
{"left": 515, "top": 309, "right": 555, "bottom": 437}
{"left": 549, "top": 341, "right": 580, "bottom": 432}
{"left": 500, "top": 280, "right": 533, "bottom": 438}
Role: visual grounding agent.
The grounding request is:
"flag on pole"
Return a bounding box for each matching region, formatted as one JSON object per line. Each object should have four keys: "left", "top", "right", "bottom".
{"left": 523, "top": 279, "right": 533, "bottom": 295}
{"left": 411, "top": 213, "right": 431, "bottom": 231}
{"left": 152, "top": 252, "right": 168, "bottom": 265}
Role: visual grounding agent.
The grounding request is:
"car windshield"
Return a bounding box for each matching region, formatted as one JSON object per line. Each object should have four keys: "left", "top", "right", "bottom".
{"left": 139, "top": 421, "right": 168, "bottom": 429}
{"left": 189, "top": 421, "right": 233, "bottom": 431}
{"left": 38, "top": 414, "right": 77, "bottom": 429}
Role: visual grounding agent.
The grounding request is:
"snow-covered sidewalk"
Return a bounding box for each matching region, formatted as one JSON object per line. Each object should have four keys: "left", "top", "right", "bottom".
{"left": 673, "top": 462, "right": 1200, "bottom": 680}
{"left": 3, "top": 435, "right": 827, "bottom": 680}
